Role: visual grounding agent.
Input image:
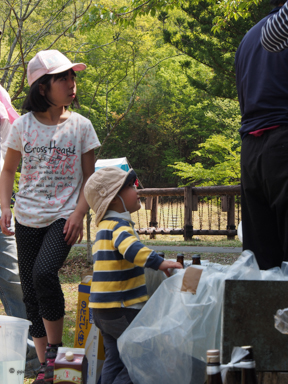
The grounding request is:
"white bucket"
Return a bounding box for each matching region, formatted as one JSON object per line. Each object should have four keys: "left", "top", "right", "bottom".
{"left": 0, "top": 315, "right": 31, "bottom": 384}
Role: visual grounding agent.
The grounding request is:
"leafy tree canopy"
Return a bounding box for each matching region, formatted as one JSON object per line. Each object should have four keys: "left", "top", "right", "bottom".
{"left": 78, "top": 0, "right": 271, "bottom": 33}
{"left": 0, "top": 0, "right": 249, "bottom": 188}
{"left": 170, "top": 134, "right": 241, "bottom": 186}
{"left": 162, "top": 0, "right": 272, "bottom": 99}
{"left": 0, "top": 0, "right": 92, "bottom": 99}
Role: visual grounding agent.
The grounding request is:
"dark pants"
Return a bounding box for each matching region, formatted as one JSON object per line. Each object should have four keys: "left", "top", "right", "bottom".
{"left": 241, "top": 125, "right": 288, "bottom": 270}
{"left": 15, "top": 219, "right": 71, "bottom": 337}
{"left": 93, "top": 307, "right": 140, "bottom": 384}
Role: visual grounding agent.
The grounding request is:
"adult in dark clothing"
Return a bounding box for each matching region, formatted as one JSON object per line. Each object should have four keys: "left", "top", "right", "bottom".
{"left": 235, "top": 0, "right": 288, "bottom": 270}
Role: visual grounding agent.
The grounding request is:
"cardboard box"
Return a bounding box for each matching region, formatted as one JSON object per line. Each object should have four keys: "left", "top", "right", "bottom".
{"left": 85, "top": 323, "right": 104, "bottom": 384}
{"left": 74, "top": 276, "right": 93, "bottom": 348}
{"left": 74, "top": 275, "right": 105, "bottom": 384}
{"left": 54, "top": 347, "right": 87, "bottom": 384}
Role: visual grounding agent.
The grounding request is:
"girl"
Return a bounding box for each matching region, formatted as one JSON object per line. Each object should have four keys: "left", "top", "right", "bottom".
{"left": 0, "top": 50, "right": 100, "bottom": 384}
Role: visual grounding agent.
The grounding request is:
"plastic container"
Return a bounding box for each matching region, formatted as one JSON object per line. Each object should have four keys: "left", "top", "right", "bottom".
{"left": 0, "top": 315, "right": 31, "bottom": 384}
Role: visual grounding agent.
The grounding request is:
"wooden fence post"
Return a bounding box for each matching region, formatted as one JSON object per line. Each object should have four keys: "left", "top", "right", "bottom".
{"left": 184, "top": 186, "right": 193, "bottom": 241}
{"left": 227, "top": 195, "right": 236, "bottom": 240}
{"left": 137, "top": 185, "right": 240, "bottom": 238}
{"left": 149, "top": 196, "right": 158, "bottom": 239}
{"left": 145, "top": 196, "right": 153, "bottom": 210}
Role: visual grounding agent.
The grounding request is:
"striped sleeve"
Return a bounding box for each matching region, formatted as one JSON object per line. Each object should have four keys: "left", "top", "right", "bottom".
{"left": 112, "top": 221, "right": 163, "bottom": 270}
{"left": 261, "top": 3, "right": 288, "bottom": 52}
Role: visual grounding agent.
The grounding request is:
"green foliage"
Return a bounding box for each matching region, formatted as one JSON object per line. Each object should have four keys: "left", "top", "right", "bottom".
{"left": 0, "top": 0, "right": 92, "bottom": 98}
{"left": 82, "top": 0, "right": 269, "bottom": 34}
{"left": 95, "top": 51, "right": 241, "bottom": 187}
{"left": 1, "top": 0, "right": 248, "bottom": 189}
{"left": 212, "top": 0, "right": 262, "bottom": 33}
{"left": 77, "top": 0, "right": 184, "bottom": 31}
{"left": 170, "top": 134, "right": 241, "bottom": 186}
{"left": 162, "top": 0, "right": 271, "bottom": 100}
{"left": 13, "top": 172, "right": 20, "bottom": 193}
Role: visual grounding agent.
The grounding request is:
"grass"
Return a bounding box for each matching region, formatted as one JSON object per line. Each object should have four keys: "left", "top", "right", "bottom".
{"left": 79, "top": 237, "right": 242, "bottom": 248}
{"left": 141, "top": 238, "right": 242, "bottom": 247}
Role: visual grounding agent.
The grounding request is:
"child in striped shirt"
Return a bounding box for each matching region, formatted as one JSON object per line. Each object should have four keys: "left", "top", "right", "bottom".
{"left": 84, "top": 166, "right": 182, "bottom": 384}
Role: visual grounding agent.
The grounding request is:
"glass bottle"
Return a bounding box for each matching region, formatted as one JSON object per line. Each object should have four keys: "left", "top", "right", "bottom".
{"left": 192, "top": 254, "right": 201, "bottom": 265}
{"left": 176, "top": 253, "right": 184, "bottom": 267}
{"left": 240, "top": 346, "right": 258, "bottom": 384}
{"left": 206, "top": 349, "right": 223, "bottom": 384}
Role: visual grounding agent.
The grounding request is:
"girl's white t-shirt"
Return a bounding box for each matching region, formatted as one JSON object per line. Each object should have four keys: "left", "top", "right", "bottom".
{"left": 7, "top": 111, "right": 100, "bottom": 228}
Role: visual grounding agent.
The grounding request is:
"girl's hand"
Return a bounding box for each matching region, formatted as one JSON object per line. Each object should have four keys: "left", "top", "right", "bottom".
{"left": 0, "top": 208, "right": 14, "bottom": 236}
{"left": 63, "top": 211, "right": 85, "bottom": 245}
{"left": 158, "top": 260, "right": 183, "bottom": 277}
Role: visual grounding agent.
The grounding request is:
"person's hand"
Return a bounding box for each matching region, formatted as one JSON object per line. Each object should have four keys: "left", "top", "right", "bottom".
{"left": 158, "top": 260, "right": 183, "bottom": 277}
{"left": 63, "top": 211, "right": 85, "bottom": 245}
{"left": 0, "top": 207, "right": 14, "bottom": 235}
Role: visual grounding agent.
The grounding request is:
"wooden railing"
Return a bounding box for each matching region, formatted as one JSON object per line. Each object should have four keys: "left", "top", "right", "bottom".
{"left": 136, "top": 185, "right": 241, "bottom": 240}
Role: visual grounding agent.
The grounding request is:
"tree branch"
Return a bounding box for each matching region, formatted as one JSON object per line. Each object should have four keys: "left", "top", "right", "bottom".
{"left": 116, "top": 1, "right": 151, "bottom": 17}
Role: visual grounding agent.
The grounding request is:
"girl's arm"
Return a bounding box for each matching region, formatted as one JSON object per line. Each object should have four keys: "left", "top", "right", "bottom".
{"left": 0, "top": 148, "right": 21, "bottom": 235}
{"left": 63, "top": 149, "right": 95, "bottom": 245}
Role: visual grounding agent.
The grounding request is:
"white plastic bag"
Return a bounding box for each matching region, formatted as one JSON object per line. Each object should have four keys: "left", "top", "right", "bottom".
{"left": 118, "top": 266, "right": 226, "bottom": 384}
{"left": 274, "top": 308, "right": 288, "bottom": 334}
{"left": 118, "top": 250, "right": 288, "bottom": 384}
{"left": 144, "top": 268, "right": 166, "bottom": 298}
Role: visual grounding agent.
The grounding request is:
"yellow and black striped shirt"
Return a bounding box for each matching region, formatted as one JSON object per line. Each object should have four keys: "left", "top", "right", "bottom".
{"left": 89, "top": 216, "right": 163, "bottom": 309}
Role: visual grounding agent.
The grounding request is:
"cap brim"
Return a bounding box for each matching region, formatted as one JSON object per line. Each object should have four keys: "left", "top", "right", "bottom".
{"left": 48, "top": 62, "right": 86, "bottom": 75}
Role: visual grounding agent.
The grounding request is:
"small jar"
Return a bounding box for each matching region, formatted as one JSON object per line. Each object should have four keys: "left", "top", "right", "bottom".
{"left": 176, "top": 253, "right": 184, "bottom": 267}
{"left": 192, "top": 254, "right": 201, "bottom": 265}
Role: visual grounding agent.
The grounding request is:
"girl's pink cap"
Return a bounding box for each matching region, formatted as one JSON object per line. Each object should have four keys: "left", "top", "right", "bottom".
{"left": 27, "top": 50, "right": 86, "bottom": 86}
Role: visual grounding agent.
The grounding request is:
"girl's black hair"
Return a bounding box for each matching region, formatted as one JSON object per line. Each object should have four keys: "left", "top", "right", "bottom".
{"left": 22, "top": 69, "right": 80, "bottom": 113}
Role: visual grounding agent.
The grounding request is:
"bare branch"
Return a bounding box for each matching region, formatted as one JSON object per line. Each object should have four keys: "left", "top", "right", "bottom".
{"left": 45, "top": 1, "right": 92, "bottom": 50}
{"left": 107, "top": 60, "right": 129, "bottom": 97}
{"left": 1, "top": 0, "right": 92, "bottom": 91}
{"left": 116, "top": 1, "right": 151, "bottom": 17}
{"left": 87, "top": 76, "right": 106, "bottom": 118}
{"left": 22, "top": 0, "right": 42, "bottom": 21}
{"left": 70, "top": 38, "right": 122, "bottom": 58}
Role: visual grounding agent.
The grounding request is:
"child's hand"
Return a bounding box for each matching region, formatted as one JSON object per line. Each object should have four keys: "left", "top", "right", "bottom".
{"left": 0, "top": 208, "right": 14, "bottom": 236}
{"left": 63, "top": 211, "right": 84, "bottom": 245}
{"left": 158, "top": 260, "right": 183, "bottom": 277}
